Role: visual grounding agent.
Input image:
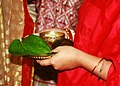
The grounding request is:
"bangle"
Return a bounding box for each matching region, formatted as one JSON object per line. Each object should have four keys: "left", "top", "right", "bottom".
{"left": 91, "top": 58, "right": 104, "bottom": 73}
{"left": 98, "top": 59, "right": 105, "bottom": 80}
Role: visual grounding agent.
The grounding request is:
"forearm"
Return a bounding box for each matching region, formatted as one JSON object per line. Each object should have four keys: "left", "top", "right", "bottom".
{"left": 77, "top": 51, "right": 112, "bottom": 80}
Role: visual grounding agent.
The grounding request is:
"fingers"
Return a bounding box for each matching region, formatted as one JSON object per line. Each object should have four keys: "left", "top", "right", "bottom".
{"left": 36, "top": 59, "right": 51, "bottom": 66}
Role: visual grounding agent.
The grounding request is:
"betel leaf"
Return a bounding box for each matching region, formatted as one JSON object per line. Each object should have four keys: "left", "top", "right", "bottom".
{"left": 9, "top": 34, "right": 52, "bottom": 56}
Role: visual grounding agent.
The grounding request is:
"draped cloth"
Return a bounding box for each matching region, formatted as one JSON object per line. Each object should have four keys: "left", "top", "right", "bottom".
{"left": 57, "top": 0, "right": 120, "bottom": 86}
{"left": 22, "top": 0, "right": 34, "bottom": 86}
{"left": 0, "top": 0, "right": 34, "bottom": 85}
{"left": 0, "top": 0, "right": 24, "bottom": 85}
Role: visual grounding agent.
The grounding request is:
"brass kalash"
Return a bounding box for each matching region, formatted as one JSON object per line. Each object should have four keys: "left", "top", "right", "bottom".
{"left": 39, "top": 28, "right": 73, "bottom": 49}
{"left": 40, "top": 30, "right": 65, "bottom": 48}
{"left": 34, "top": 28, "right": 73, "bottom": 83}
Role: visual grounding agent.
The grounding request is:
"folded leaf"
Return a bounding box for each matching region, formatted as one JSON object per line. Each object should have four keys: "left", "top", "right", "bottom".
{"left": 9, "top": 34, "right": 52, "bottom": 56}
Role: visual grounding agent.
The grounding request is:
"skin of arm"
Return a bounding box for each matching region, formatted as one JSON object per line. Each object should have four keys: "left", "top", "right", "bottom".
{"left": 36, "top": 46, "right": 112, "bottom": 80}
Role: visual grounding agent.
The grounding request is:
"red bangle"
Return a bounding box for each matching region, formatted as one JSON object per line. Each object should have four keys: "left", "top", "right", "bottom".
{"left": 91, "top": 58, "right": 104, "bottom": 73}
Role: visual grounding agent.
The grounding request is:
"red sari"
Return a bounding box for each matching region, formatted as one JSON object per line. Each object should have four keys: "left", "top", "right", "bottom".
{"left": 57, "top": 0, "right": 120, "bottom": 86}
{"left": 22, "top": 0, "right": 34, "bottom": 86}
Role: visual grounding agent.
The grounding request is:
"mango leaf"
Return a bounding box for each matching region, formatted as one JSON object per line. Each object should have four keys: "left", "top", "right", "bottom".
{"left": 9, "top": 34, "right": 52, "bottom": 56}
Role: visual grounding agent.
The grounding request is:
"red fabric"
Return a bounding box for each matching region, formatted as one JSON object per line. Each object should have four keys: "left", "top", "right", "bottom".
{"left": 57, "top": 0, "right": 120, "bottom": 86}
{"left": 23, "top": 0, "right": 34, "bottom": 37}
{"left": 22, "top": 0, "right": 34, "bottom": 86}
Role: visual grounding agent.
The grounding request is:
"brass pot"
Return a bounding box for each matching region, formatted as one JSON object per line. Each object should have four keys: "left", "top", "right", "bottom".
{"left": 39, "top": 30, "right": 73, "bottom": 49}
{"left": 39, "top": 30, "right": 65, "bottom": 45}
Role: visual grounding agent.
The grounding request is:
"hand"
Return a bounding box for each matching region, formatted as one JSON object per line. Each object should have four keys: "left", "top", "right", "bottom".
{"left": 37, "top": 46, "right": 112, "bottom": 80}
{"left": 37, "top": 46, "right": 82, "bottom": 70}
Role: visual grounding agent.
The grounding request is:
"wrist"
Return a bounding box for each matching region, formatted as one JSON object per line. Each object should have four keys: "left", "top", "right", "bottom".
{"left": 92, "top": 59, "right": 112, "bottom": 80}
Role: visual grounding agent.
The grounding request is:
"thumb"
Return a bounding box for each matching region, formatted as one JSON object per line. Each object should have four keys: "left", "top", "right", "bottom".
{"left": 52, "top": 46, "right": 63, "bottom": 52}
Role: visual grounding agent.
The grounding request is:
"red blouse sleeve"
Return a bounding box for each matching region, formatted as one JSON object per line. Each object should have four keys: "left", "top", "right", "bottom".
{"left": 106, "top": 64, "right": 115, "bottom": 84}
{"left": 105, "top": 14, "right": 120, "bottom": 86}
{"left": 106, "top": 55, "right": 120, "bottom": 86}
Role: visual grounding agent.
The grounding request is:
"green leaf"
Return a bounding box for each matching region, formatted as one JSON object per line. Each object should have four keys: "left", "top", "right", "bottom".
{"left": 9, "top": 34, "right": 52, "bottom": 56}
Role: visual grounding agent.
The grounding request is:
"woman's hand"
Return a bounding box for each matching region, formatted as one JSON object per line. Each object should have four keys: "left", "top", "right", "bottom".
{"left": 36, "top": 46, "right": 112, "bottom": 80}
{"left": 37, "top": 46, "right": 82, "bottom": 70}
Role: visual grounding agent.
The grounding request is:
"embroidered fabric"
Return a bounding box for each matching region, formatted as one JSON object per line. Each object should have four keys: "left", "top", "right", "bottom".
{"left": 35, "top": 0, "right": 83, "bottom": 39}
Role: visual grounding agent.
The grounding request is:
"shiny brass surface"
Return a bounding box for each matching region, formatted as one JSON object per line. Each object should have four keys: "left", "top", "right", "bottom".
{"left": 39, "top": 31, "right": 65, "bottom": 44}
